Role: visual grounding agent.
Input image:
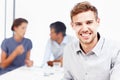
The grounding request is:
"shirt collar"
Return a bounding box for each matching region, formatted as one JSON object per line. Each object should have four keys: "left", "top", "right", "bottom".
{"left": 75, "top": 39, "right": 82, "bottom": 54}
{"left": 75, "top": 33, "right": 105, "bottom": 56}
{"left": 92, "top": 35, "right": 105, "bottom": 56}
{"left": 51, "top": 35, "right": 68, "bottom": 45}
{"left": 60, "top": 35, "right": 68, "bottom": 45}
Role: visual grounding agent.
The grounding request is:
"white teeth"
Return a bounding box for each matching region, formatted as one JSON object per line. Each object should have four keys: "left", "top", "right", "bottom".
{"left": 81, "top": 34, "right": 90, "bottom": 37}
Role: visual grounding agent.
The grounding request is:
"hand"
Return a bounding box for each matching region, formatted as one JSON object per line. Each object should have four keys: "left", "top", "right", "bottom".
{"left": 15, "top": 44, "right": 24, "bottom": 55}
{"left": 54, "top": 60, "right": 63, "bottom": 67}
{"left": 47, "top": 61, "right": 53, "bottom": 67}
{"left": 25, "top": 60, "right": 33, "bottom": 67}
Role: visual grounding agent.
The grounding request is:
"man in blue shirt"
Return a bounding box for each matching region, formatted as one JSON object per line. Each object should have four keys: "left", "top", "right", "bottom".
{"left": 0, "top": 18, "right": 33, "bottom": 75}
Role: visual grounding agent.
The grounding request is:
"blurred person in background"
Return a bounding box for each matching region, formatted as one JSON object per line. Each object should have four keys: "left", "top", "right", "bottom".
{"left": 0, "top": 18, "right": 33, "bottom": 75}
{"left": 41, "top": 21, "right": 75, "bottom": 67}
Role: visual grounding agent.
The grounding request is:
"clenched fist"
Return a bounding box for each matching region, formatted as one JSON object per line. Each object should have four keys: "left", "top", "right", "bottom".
{"left": 25, "top": 60, "right": 33, "bottom": 67}
{"left": 15, "top": 44, "right": 24, "bottom": 55}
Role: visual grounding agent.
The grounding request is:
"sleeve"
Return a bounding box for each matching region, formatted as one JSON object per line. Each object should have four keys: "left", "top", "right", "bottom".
{"left": 110, "top": 49, "right": 120, "bottom": 80}
{"left": 27, "top": 39, "right": 32, "bottom": 51}
{"left": 1, "top": 39, "right": 8, "bottom": 53}
{"left": 62, "top": 45, "right": 73, "bottom": 80}
{"left": 41, "top": 39, "right": 52, "bottom": 66}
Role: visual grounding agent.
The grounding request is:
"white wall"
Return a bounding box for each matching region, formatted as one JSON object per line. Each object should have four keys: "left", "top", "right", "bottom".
{"left": 0, "top": 0, "right": 14, "bottom": 62}
{"left": 0, "top": 0, "right": 5, "bottom": 61}
{"left": 2, "top": 0, "right": 120, "bottom": 66}
{"left": 0, "top": 0, "right": 5, "bottom": 46}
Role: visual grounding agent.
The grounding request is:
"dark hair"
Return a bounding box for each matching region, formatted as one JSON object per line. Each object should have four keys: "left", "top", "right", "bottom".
{"left": 11, "top": 18, "right": 28, "bottom": 31}
{"left": 71, "top": 1, "right": 98, "bottom": 20}
{"left": 50, "top": 21, "right": 66, "bottom": 36}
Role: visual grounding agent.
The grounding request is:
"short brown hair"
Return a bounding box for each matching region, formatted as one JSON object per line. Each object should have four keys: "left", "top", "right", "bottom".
{"left": 11, "top": 18, "right": 28, "bottom": 31}
{"left": 70, "top": 1, "right": 98, "bottom": 20}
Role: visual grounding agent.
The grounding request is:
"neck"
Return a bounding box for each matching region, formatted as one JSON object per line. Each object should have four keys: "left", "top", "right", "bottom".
{"left": 14, "top": 34, "right": 23, "bottom": 42}
{"left": 80, "top": 36, "right": 98, "bottom": 54}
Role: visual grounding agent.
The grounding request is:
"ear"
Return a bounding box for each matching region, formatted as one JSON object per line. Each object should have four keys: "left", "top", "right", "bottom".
{"left": 95, "top": 18, "right": 100, "bottom": 30}
{"left": 13, "top": 26, "right": 17, "bottom": 31}
{"left": 97, "top": 18, "right": 100, "bottom": 26}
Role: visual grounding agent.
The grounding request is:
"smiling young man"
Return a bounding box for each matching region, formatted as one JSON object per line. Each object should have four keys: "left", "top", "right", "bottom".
{"left": 63, "top": 1, "right": 120, "bottom": 80}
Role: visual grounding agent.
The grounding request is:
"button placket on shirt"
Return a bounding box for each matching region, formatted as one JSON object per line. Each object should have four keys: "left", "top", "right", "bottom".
{"left": 83, "top": 55, "right": 89, "bottom": 80}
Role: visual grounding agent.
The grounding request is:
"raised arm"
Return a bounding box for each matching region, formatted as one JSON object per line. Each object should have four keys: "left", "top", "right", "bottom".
{"left": 0, "top": 45, "right": 24, "bottom": 69}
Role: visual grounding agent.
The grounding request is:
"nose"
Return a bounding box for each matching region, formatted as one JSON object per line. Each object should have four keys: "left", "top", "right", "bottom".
{"left": 81, "top": 24, "right": 89, "bottom": 32}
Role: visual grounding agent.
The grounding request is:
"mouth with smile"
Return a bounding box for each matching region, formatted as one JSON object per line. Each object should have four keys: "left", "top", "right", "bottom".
{"left": 80, "top": 33, "right": 91, "bottom": 40}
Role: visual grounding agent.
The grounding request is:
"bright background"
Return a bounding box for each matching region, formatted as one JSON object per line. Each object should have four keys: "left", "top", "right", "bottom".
{"left": 0, "top": 0, "right": 120, "bottom": 66}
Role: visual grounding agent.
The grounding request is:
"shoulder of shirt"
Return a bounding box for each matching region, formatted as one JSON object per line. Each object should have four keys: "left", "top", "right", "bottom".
{"left": 2, "top": 37, "right": 13, "bottom": 42}
{"left": 64, "top": 38, "right": 79, "bottom": 50}
{"left": 65, "top": 34, "right": 77, "bottom": 41}
{"left": 103, "top": 35, "right": 120, "bottom": 49}
{"left": 65, "top": 34, "right": 74, "bottom": 38}
{"left": 24, "top": 37, "right": 32, "bottom": 41}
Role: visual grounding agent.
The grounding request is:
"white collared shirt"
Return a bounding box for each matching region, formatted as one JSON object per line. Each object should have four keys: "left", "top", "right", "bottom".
{"left": 63, "top": 35, "right": 120, "bottom": 80}
{"left": 42, "top": 35, "right": 75, "bottom": 66}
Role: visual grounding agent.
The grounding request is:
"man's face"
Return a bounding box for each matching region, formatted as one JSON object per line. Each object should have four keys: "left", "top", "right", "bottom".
{"left": 50, "top": 28, "right": 58, "bottom": 41}
{"left": 14, "top": 22, "right": 27, "bottom": 38}
{"left": 71, "top": 10, "right": 100, "bottom": 44}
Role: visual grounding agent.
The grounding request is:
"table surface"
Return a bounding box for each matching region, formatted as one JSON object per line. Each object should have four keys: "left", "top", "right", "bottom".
{"left": 0, "top": 65, "right": 64, "bottom": 80}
